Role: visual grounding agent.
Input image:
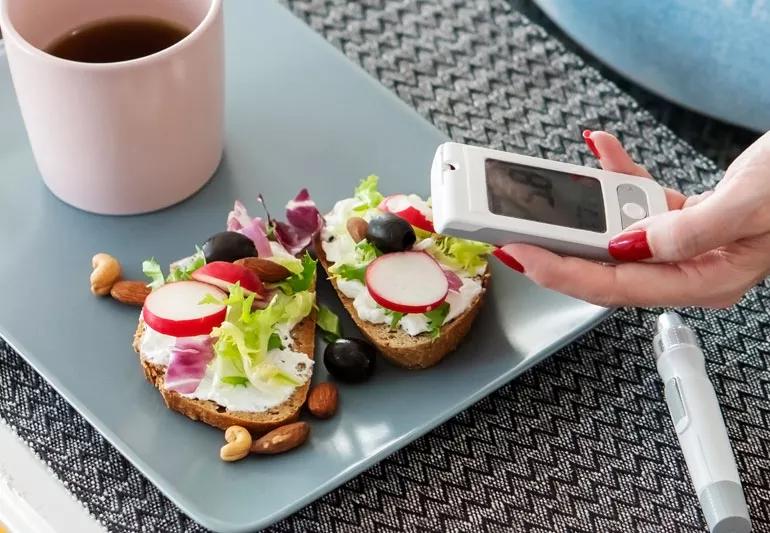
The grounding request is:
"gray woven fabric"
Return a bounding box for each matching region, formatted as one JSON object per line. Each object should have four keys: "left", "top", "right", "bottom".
{"left": 2, "top": 1, "right": 769, "bottom": 531}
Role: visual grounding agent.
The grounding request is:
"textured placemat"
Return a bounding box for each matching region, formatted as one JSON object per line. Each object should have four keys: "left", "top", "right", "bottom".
{"left": 2, "top": 1, "right": 769, "bottom": 531}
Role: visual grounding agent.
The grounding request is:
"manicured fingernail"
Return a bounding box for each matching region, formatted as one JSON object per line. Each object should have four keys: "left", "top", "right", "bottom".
{"left": 608, "top": 229, "right": 652, "bottom": 261}
{"left": 582, "top": 129, "right": 600, "bottom": 159}
{"left": 493, "top": 247, "right": 525, "bottom": 273}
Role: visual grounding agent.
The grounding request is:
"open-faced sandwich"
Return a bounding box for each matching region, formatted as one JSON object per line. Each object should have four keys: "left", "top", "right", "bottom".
{"left": 132, "top": 190, "right": 323, "bottom": 435}
{"left": 317, "top": 176, "right": 493, "bottom": 369}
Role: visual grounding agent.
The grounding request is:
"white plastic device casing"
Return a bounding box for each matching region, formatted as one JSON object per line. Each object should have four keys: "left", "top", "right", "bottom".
{"left": 430, "top": 142, "right": 669, "bottom": 261}
{"left": 656, "top": 338, "right": 741, "bottom": 495}
{"left": 654, "top": 312, "right": 751, "bottom": 533}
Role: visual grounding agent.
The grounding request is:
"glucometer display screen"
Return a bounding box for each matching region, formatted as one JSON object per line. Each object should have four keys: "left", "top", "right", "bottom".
{"left": 485, "top": 159, "right": 606, "bottom": 232}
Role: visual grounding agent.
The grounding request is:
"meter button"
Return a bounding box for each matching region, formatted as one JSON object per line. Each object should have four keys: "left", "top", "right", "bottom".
{"left": 617, "top": 184, "right": 651, "bottom": 229}
{"left": 621, "top": 202, "right": 647, "bottom": 220}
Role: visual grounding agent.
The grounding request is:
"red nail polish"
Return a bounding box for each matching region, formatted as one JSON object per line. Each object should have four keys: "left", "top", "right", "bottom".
{"left": 582, "top": 129, "right": 600, "bottom": 159}
{"left": 493, "top": 247, "right": 525, "bottom": 273}
{"left": 608, "top": 229, "right": 652, "bottom": 261}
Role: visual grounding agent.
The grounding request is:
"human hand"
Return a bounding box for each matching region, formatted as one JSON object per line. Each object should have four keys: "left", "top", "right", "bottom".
{"left": 493, "top": 130, "right": 770, "bottom": 308}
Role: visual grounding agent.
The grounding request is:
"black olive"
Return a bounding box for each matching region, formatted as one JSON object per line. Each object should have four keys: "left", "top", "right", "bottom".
{"left": 323, "top": 338, "right": 377, "bottom": 383}
{"left": 365, "top": 214, "right": 416, "bottom": 253}
{"left": 202, "top": 231, "right": 258, "bottom": 263}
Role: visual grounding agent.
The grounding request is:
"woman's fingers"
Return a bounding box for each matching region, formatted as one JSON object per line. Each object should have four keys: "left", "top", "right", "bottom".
{"left": 609, "top": 181, "right": 764, "bottom": 263}
{"left": 581, "top": 130, "right": 749, "bottom": 262}
{"left": 682, "top": 190, "right": 714, "bottom": 208}
{"left": 499, "top": 243, "right": 682, "bottom": 307}
{"left": 497, "top": 243, "right": 739, "bottom": 308}
{"left": 587, "top": 130, "right": 652, "bottom": 177}
{"left": 584, "top": 130, "right": 686, "bottom": 210}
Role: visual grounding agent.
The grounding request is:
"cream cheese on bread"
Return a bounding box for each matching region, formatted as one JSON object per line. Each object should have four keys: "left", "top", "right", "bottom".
{"left": 140, "top": 324, "right": 313, "bottom": 412}
{"left": 335, "top": 277, "right": 482, "bottom": 336}
{"left": 321, "top": 195, "right": 486, "bottom": 337}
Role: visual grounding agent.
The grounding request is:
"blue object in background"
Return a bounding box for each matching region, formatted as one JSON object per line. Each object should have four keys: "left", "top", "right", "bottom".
{"left": 533, "top": 0, "right": 770, "bottom": 132}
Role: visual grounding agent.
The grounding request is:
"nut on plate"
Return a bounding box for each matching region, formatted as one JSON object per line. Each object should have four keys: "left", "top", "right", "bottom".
{"left": 110, "top": 280, "right": 151, "bottom": 306}
{"left": 307, "top": 382, "right": 338, "bottom": 419}
{"left": 346, "top": 217, "right": 368, "bottom": 243}
{"left": 234, "top": 257, "right": 292, "bottom": 282}
{"left": 90, "top": 253, "right": 121, "bottom": 295}
{"left": 251, "top": 422, "right": 310, "bottom": 455}
{"left": 220, "top": 426, "right": 252, "bottom": 462}
{"left": 220, "top": 422, "right": 310, "bottom": 461}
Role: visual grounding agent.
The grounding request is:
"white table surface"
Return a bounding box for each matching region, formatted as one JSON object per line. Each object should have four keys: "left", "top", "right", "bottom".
{"left": 0, "top": 421, "right": 105, "bottom": 533}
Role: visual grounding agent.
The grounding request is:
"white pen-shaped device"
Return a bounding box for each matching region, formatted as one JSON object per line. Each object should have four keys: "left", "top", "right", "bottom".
{"left": 654, "top": 312, "right": 751, "bottom": 533}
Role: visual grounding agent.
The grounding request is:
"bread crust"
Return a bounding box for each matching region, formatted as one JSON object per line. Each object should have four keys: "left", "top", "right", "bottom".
{"left": 133, "top": 283, "right": 316, "bottom": 436}
{"left": 315, "top": 238, "right": 489, "bottom": 369}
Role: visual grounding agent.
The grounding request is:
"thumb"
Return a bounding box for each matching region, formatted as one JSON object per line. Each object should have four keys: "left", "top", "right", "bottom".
{"left": 609, "top": 195, "right": 747, "bottom": 262}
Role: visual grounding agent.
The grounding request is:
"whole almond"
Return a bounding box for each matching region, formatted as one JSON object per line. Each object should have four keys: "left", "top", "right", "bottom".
{"left": 110, "top": 280, "right": 151, "bottom": 306}
{"left": 235, "top": 257, "right": 292, "bottom": 282}
{"left": 307, "top": 382, "right": 338, "bottom": 419}
{"left": 250, "top": 422, "right": 310, "bottom": 454}
{"left": 346, "top": 217, "right": 368, "bottom": 243}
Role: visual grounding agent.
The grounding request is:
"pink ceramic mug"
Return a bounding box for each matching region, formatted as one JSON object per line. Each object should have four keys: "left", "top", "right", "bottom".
{"left": 0, "top": 0, "right": 224, "bottom": 215}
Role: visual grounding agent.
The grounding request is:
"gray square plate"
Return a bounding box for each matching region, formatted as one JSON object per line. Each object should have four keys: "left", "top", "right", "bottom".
{"left": 0, "top": 2, "right": 610, "bottom": 531}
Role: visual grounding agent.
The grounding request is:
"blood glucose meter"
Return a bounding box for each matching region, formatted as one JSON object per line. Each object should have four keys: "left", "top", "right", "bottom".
{"left": 430, "top": 142, "right": 668, "bottom": 261}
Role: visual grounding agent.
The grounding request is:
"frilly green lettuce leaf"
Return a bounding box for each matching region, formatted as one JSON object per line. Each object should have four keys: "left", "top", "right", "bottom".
{"left": 424, "top": 302, "right": 450, "bottom": 339}
{"left": 328, "top": 240, "right": 381, "bottom": 282}
{"left": 166, "top": 247, "right": 206, "bottom": 283}
{"left": 207, "top": 283, "right": 313, "bottom": 389}
{"left": 268, "top": 255, "right": 304, "bottom": 275}
{"left": 268, "top": 332, "right": 284, "bottom": 351}
{"left": 353, "top": 174, "right": 384, "bottom": 211}
{"left": 329, "top": 263, "right": 367, "bottom": 282}
{"left": 142, "top": 248, "right": 207, "bottom": 290}
{"left": 275, "top": 252, "right": 316, "bottom": 294}
{"left": 142, "top": 258, "right": 165, "bottom": 290}
{"left": 429, "top": 236, "right": 493, "bottom": 274}
{"left": 317, "top": 304, "right": 342, "bottom": 342}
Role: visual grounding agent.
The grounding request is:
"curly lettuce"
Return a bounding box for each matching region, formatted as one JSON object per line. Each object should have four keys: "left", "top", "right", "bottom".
{"left": 273, "top": 252, "right": 316, "bottom": 294}
{"left": 142, "top": 258, "right": 166, "bottom": 290}
{"left": 329, "top": 241, "right": 381, "bottom": 282}
{"left": 352, "top": 174, "right": 384, "bottom": 212}
{"left": 428, "top": 236, "right": 493, "bottom": 274}
{"left": 202, "top": 284, "right": 314, "bottom": 389}
{"left": 142, "top": 247, "right": 206, "bottom": 290}
{"left": 424, "top": 303, "right": 450, "bottom": 339}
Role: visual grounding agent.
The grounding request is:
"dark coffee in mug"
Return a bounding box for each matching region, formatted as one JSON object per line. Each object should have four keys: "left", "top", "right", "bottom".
{"left": 45, "top": 16, "right": 189, "bottom": 63}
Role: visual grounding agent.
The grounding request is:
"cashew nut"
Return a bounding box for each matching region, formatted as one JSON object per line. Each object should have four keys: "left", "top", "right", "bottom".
{"left": 90, "top": 253, "right": 121, "bottom": 296}
{"left": 220, "top": 425, "right": 253, "bottom": 462}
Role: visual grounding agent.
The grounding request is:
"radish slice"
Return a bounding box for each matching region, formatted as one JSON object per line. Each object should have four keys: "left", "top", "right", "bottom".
{"left": 191, "top": 261, "right": 265, "bottom": 298}
{"left": 365, "top": 251, "right": 449, "bottom": 314}
{"left": 380, "top": 194, "right": 435, "bottom": 233}
{"left": 443, "top": 269, "right": 463, "bottom": 292}
{"left": 143, "top": 281, "right": 227, "bottom": 337}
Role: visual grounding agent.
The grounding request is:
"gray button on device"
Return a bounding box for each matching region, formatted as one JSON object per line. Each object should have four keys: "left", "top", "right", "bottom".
{"left": 617, "top": 184, "right": 650, "bottom": 229}
{"left": 622, "top": 201, "right": 647, "bottom": 220}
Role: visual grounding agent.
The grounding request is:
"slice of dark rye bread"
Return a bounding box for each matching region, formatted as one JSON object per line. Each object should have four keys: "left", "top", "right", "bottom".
{"left": 315, "top": 238, "right": 490, "bottom": 369}
{"left": 132, "top": 280, "right": 316, "bottom": 435}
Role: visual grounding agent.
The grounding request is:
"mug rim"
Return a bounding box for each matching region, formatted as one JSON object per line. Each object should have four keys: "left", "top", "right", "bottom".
{"left": 0, "top": 0, "right": 222, "bottom": 69}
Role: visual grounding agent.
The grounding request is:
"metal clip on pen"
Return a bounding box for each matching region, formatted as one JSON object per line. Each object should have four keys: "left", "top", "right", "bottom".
{"left": 654, "top": 312, "right": 751, "bottom": 533}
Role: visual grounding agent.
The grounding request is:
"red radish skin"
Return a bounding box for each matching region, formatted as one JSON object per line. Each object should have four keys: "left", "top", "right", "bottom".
{"left": 365, "top": 251, "right": 449, "bottom": 314}
{"left": 380, "top": 194, "right": 435, "bottom": 233}
{"left": 143, "top": 281, "right": 227, "bottom": 337}
{"left": 191, "top": 261, "right": 265, "bottom": 298}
